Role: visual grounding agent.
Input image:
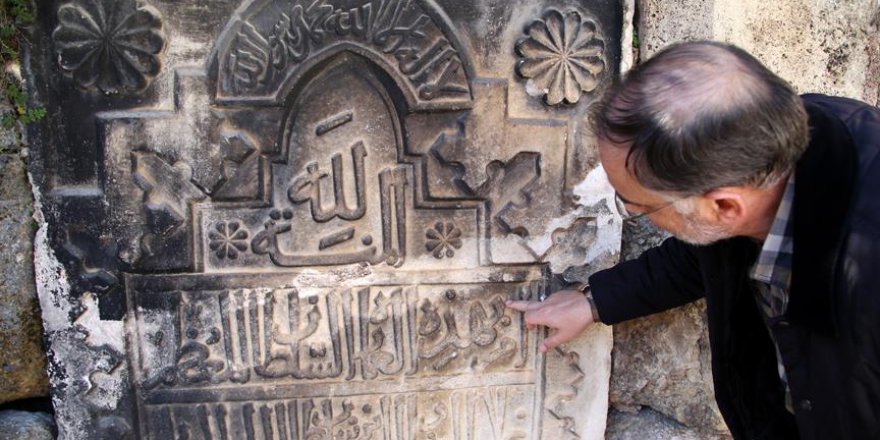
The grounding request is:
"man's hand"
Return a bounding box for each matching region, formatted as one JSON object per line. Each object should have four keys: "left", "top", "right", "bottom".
{"left": 506, "top": 290, "right": 595, "bottom": 353}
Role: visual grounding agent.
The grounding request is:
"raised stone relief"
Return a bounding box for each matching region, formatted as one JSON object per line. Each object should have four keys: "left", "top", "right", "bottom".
{"left": 128, "top": 272, "right": 547, "bottom": 438}
{"left": 53, "top": 0, "right": 166, "bottom": 94}
{"left": 28, "top": 1, "right": 624, "bottom": 438}
{"left": 215, "top": 0, "right": 472, "bottom": 107}
{"left": 516, "top": 9, "right": 607, "bottom": 105}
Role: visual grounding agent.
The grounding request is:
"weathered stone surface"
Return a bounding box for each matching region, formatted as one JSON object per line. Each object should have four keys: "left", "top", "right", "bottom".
{"left": 610, "top": 219, "right": 728, "bottom": 435}
{"left": 638, "top": 0, "right": 880, "bottom": 105}
{"left": 607, "top": 408, "right": 726, "bottom": 440}
{"left": 0, "top": 151, "right": 48, "bottom": 404}
{"left": 27, "top": 1, "right": 625, "bottom": 438}
{"left": 636, "top": 0, "right": 713, "bottom": 58}
{"left": 0, "top": 410, "right": 55, "bottom": 440}
{"left": 610, "top": 300, "right": 727, "bottom": 435}
{"left": 713, "top": 0, "right": 879, "bottom": 105}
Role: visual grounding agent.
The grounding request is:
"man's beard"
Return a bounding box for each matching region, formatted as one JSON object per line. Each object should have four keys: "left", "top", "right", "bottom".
{"left": 672, "top": 211, "right": 734, "bottom": 246}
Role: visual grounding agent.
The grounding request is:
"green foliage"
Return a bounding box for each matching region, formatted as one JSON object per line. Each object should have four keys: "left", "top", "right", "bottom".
{"left": 0, "top": 0, "right": 44, "bottom": 139}
{"left": 2, "top": 82, "right": 44, "bottom": 128}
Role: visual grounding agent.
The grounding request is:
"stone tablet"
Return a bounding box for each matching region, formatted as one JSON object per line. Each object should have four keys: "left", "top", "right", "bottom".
{"left": 26, "top": 1, "right": 624, "bottom": 438}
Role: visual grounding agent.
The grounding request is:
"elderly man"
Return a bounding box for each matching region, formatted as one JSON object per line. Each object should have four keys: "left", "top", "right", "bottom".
{"left": 507, "top": 41, "right": 880, "bottom": 439}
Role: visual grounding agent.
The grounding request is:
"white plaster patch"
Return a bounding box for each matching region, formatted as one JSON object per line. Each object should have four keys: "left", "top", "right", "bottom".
{"left": 85, "top": 368, "right": 126, "bottom": 411}
{"left": 620, "top": 0, "right": 636, "bottom": 74}
{"left": 30, "top": 174, "right": 75, "bottom": 334}
{"left": 30, "top": 172, "right": 129, "bottom": 438}
{"left": 573, "top": 165, "right": 624, "bottom": 263}
{"left": 74, "top": 292, "right": 125, "bottom": 353}
{"left": 522, "top": 165, "right": 622, "bottom": 272}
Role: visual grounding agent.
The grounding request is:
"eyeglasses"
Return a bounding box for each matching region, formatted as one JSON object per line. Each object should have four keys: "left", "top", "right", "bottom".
{"left": 614, "top": 191, "right": 690, "bottom": 222}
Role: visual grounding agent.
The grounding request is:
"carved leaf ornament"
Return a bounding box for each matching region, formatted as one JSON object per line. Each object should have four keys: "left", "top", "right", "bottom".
{"left": 53, "top": 0, "right": 166, "bottom": 94}
{"left": 516, "top": 9, "right": 606, "bottom": 105}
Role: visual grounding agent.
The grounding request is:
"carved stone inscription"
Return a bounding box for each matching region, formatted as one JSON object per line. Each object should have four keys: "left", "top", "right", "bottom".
{"left": 142, "top": 387, "right": 538, "bottom": 440}
{"left": 218, "top": 0, "right": 472, "bottom": 106}
{"left": 198, "top": 52, "right": 484, "bottom": 272}
{"left": 30, "top": 1, "right": 622, "bottom": 439}
{"left": 128, "top": 271, "right": 546, "bottom": 439}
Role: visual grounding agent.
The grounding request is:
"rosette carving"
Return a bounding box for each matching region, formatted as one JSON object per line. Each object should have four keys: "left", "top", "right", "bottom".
{"left": 515, "top": 9, "right": 606, "bottom": 105}
{"left": 53, "top": 0, "right": 166, "bottom": 94}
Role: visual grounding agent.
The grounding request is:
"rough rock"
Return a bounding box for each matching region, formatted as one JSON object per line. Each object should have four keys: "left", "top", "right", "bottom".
{"left": 713, "top": 0, "right": 879, "bottom": 104}
{"left": 636, "top": 0, "right": 713, "bottom": 59}
{"left": 609, "top": 219, "right": 728, "bottom": 435}
{"left": 610, "top": 300, "right": 728, "bottom": 435}
{"left": 607, "top": 408, "right": 727, "bottom": 440}
{"left": 639, "top": 0, "right": 880, "bottom": 104}
{"left": 0, "top": 410, "right": 55, "bottom": 440}
{"left": 0, "top": 149, "right": 48, "bottom": 404}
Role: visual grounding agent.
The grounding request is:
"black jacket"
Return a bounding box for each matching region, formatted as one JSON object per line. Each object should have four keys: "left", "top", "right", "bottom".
{"left": 589, "top": 94, "right": 880, "bottom": 439}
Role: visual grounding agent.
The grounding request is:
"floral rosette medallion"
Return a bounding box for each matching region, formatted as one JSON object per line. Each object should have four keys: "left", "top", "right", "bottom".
{"left": 515, "top": 9, "right": 606, "bottom": 105}
{"left": 53, "top": 0, "right": 166, "bottom": 94}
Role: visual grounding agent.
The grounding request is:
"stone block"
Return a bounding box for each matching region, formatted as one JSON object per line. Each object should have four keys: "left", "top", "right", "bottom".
{"left": 0, "top": 154, "right": 48, "bottom": 404}
{"left": 713, "top": 0, "right": 879, "bottom": 103}
{"left": 637, "top": 0, "right": 713, "bottom": 58}
{"left": 639, "top": 0, "right": 880, "bottom": 103}
{"left": 610, "top": 219, "right": 728, "bottom": 435}
{"left": 610, "top": 301, "right": 728, "bottom": 436}
{"left": 26, "top": 1, "right": 626, "bottom": 438}
{"left": 0, "top": 410, "right": 56, "bottom": 440}
{"left": 607, "top": 408, "right": 729, "bottom": 440}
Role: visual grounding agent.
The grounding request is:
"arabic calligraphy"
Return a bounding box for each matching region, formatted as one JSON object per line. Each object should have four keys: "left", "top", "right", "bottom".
{"left": 249, "top": 207, "right": 379, "bottom": 267}
{"left": 231, "top": 145, "right": 409, "bottom": 268}
{"left": 418, "top": 290, "right": 515, "bottom": 371}
{"left": 219, "top": 0, "right": 471, "bottom": 103}
{"left": 141, "top": 389, "right": 534, "bottom": 440}
{"left": 288, "top": 141, "right": 368, "bottom": 223}
{"left": 134, "top": 282, "right": 539, "bottom": 390}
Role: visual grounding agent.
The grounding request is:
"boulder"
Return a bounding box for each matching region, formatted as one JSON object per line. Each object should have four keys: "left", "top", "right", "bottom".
{"left": 0, "top": 410, "right": 55, "bottom": 440}
{"left": 0, "top": 148, "right": 48, "bottom": 403}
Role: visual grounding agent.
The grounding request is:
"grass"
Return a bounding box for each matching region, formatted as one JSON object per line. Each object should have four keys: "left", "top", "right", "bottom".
{"left": 0, "top": 0, "right": 44, "bottom": 151}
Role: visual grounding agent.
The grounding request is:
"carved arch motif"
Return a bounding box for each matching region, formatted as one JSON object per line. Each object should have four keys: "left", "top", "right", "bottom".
{"left": 211, "top": 0, "right": 475, "bottom": 109}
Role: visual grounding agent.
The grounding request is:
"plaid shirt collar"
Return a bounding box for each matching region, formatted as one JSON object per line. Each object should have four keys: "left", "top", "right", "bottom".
{"left": 750, "top": 173, "right": 796, "bottom": 317}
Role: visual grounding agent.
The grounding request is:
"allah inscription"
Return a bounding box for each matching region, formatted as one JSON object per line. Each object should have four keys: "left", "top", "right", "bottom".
{"left": 30, "top": 1, "right": 624, "bottom": 439}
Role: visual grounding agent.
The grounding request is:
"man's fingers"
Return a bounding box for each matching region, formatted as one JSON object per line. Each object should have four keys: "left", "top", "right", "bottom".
{"left": 505, "top": 300, "right": 544, "bottom": 312}
{"left": 540, "top": 331, "right": 572, "bottom": 353}
{"left": 507, "top": 300, "right": 554, "bottom": 331}
{"left": 508, "top": 290, "right": 592, "bottom": 354}
{"left": 523, "top": 309, "right": 556, "bottom": 329}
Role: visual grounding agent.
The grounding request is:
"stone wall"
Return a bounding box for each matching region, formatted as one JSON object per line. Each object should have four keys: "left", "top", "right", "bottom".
{"left": 0, "top": 101, "right": 53, "bottom": 439}
{"left": 0, "top": 103, "right": 48, "bottom": 405}
{"left": 607, "top": 0, "right": 880, "bottom": 437}
{"left": 638, "top": 0, "right": 880, "bottom": 105}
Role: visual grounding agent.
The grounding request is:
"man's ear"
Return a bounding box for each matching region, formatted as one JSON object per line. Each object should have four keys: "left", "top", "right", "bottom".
{"left": 702, "top": 187, "right": 747, "bottom": 224}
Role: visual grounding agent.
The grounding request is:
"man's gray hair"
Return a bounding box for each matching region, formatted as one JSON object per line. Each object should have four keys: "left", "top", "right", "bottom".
{"left": 592, "top": 41, "right": 809, "bottom": 195}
